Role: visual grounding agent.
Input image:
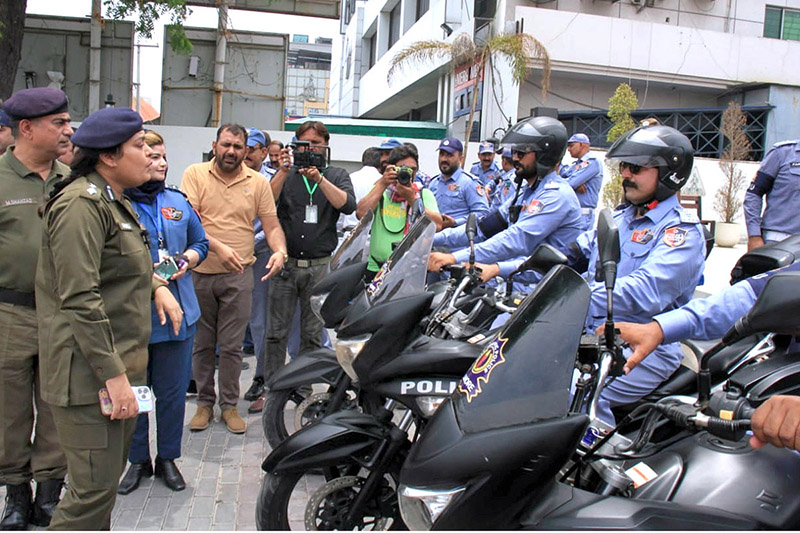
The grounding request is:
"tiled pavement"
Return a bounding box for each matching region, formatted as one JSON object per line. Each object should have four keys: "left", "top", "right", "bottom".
{"left": 1, "top": 243, "right": 747, "bottom": 530}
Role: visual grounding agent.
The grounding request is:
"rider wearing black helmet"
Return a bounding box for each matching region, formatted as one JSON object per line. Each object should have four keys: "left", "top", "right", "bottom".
{"left": 569, "top": 122, "right": 708, "bottom": 425}
{"left": 429, "top": 116, "right": 583, "bottom": 279}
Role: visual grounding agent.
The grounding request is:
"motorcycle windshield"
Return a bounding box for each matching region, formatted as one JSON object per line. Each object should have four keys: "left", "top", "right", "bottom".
{"left": 453, "top": 265, "right": 591, "bottom": 433}
{"left": 313, "top": 210, "right": 373, "bottom": 286}
{"left": 365, "top": 216, "right": 435, "bottom": 307}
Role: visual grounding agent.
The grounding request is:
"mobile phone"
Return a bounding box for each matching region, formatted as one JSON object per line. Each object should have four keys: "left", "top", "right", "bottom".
{"left": 98, "top": 386, "right": 155, "bottom": 415}
{"left": 154, "top": 256, "right": 179, "bottom": 280}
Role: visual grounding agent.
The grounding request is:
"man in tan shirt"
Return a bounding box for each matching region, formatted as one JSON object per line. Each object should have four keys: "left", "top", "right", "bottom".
{"left": 181, "top": 123, "right": 287, "bottom": 434}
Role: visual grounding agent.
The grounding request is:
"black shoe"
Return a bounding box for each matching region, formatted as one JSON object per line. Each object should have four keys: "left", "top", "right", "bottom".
{"left": 154, "top": 457, "right": 186, "bottom": 492}
{"left": 242, "top": 344, "right": 255, "bottom": 355}
{"left": 30, "top": 479, "right": 64, "bottom": 528}
{"left": 243, "top": 376, "right": 265, "bottom": 401}
{"left": 186, "top": 379, "right": 197, "bottom": 396}
{"left": 117, "top": 461, "right": 153, "bottom": 495}
{"left": 0, "top": 483, "right": 32, "bottom": 531}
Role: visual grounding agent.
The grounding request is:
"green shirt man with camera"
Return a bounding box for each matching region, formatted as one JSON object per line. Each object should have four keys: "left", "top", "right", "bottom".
{"left": 356, "top": 145, "right": 441, "bottom": 274}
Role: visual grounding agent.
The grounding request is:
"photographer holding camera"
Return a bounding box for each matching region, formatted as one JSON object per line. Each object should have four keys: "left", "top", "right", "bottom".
{"left": 356, "top": 145, "right": 443, "bottom": 276}
{"left": 265, "top": 121, "right": 355, "bottom": 382}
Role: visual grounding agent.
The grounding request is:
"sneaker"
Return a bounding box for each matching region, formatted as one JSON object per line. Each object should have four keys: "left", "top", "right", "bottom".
{"left": 221, "top": 408, "right": 246, "bottom": 434}
{"left": 248, "top": 394, "right": 266, "bottom": 414}
{"left": 189, "top": 405, "right": 213, "bottom": 431}
{"left": 243, "top": 376, "right": 265, "bottom": 401}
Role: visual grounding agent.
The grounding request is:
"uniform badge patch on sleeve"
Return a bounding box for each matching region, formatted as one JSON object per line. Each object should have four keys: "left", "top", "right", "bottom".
{"left": 527, "top": 199, "right": 544, "bottom": 214}
{"left": 161, "top": 207, "right": 184, "bottom": 221}
{"left": 663, "top": 227, "right": 688, "bottom": 247}
{"left": 476, "top": 184, "right": 485, "bottom": 197}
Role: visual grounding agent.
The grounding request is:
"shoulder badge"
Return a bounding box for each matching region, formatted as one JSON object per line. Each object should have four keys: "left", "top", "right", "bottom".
{"left": 86, "top": 183, "right": 99, "bottom": 196}
{"left": 476, "top": 184, "right": 485, "bottom": 197}
{"left": 161, "top": 206, "right": 184, "bottom": 221}
{"left": 527, "top": 199, "right": 544, "bottom": 214}
{"left": 663, "top": 226, "right": 688, "bottom": 247}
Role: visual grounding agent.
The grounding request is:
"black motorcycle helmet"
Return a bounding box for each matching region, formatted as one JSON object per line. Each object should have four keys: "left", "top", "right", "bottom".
{"left": 500, "top": 116, "right": 568, "bottom": 180}
{"left": 606, "top": 124, "right": 694, "bottom": 203}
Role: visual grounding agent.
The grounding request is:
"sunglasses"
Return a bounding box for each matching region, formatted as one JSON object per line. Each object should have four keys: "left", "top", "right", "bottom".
{"left": 513, "top": 149, "right": 532, "bottom": 159}
{"left": 618, "top": 161, "right": 645, "bottom": 174}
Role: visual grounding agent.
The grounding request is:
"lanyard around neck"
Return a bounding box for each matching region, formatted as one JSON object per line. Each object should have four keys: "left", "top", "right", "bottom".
{"left": 302, "top": 175, "right": 319, "bottom": 204}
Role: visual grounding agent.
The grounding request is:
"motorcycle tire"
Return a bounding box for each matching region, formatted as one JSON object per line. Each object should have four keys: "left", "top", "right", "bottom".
{"left": 262, "top": 385, "right": 358, "bottom": 449}
{"left": 256, "top": 469, "right": 406, "bottom": 530}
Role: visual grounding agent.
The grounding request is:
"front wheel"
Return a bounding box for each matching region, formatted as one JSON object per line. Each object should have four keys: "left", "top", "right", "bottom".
{"left": 256, "top": 469, "right": 404, "bottom": 530}
{"left": 263, "top": 384, "right": 358, "bottom": 448}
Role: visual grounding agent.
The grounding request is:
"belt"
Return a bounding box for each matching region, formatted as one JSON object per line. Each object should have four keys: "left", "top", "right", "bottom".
{"left": 0, "top": 288, "right": 35, "bottom": 308}
{"left": 763, "top": 230, "right": 791, "bottom": 243}
{"left": 286, "top": 256, "right": 331, "bottom": 268}
{"left": 581, "top": 207, "right": 594, "bottom": 216}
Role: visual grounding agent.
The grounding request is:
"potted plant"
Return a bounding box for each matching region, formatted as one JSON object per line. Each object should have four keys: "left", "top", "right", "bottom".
{"left": 713, "top": 102, "right": 750, "bottom": 247}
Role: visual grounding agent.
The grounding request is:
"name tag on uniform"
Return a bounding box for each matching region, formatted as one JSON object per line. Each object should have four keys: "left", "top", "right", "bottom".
{"left": 305, "top": 204, "right": 318, "bottom": 224}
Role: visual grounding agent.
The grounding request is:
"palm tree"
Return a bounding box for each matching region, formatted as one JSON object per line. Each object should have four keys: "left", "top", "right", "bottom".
{"left": 387, "top": 31, "right": 551, "bottom": 156}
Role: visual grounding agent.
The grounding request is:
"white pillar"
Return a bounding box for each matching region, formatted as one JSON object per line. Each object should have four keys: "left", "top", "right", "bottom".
{"left": 89, "top": 0, "right": 102, "bottom": 113}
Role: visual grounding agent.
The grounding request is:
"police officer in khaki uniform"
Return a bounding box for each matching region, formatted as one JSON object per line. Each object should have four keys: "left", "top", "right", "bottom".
{"left": 0, "top": 88, "right": 71, "bottom": 530}
{"left": 36, "top": 107, "right": 182, "bottom": 530}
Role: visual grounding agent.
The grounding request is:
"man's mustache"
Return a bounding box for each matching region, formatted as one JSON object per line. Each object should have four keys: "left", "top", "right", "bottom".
{"left": 622, "top": 179, "right": 638, "bottom": 190}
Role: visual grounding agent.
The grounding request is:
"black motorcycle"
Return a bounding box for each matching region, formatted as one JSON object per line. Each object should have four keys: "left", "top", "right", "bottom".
{"left": 396, "top": 210, "right": 800, "bottom": 530}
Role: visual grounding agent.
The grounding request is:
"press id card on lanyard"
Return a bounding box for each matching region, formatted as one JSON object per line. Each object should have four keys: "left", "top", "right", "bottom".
{"left": 303, "top": 175, "right": 319, "bottom": 224}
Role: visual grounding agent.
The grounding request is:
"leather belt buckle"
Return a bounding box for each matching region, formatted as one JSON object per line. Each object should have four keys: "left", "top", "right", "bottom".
{"left": 297, "top": 259, "right": 311, "bottom": 268}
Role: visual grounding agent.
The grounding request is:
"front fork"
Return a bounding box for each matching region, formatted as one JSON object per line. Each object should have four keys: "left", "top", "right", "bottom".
{"left": 343, "top": 400, "right": 413, "bottom": 528}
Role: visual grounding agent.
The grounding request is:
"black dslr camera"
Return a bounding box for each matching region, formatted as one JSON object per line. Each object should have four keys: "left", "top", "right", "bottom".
{"left": 395, "top": 165, "right": 414, "bottom": 186}
{"left": 291, "top": 140, "right": 329, "bottom": 169}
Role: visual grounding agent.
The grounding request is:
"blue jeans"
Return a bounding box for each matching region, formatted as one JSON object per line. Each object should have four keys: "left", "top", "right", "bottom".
{"left": 128, "top": 326, "right": 194, "bottom": 463}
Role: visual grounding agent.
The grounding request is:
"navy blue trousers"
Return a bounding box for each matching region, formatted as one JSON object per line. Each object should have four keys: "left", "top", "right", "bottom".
{"left": 128, "top": 328, "right": 194, "bottom": 463}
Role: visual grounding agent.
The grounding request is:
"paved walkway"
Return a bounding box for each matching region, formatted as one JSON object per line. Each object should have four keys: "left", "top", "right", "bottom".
{"left": 1, "top": 242, "right": 749, "bottom": 531}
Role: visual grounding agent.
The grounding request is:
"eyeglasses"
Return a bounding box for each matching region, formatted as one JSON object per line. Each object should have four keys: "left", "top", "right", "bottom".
{"left": 513, "top": 149, "right": 532, "bottom": 159}
{"left": 618, "top": 162, "right": 645, "bottom": 174}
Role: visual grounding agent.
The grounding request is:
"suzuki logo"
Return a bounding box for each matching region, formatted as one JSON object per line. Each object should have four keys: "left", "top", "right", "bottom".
{"left": 400, "top": 380, "right": 457, "bottom": 395}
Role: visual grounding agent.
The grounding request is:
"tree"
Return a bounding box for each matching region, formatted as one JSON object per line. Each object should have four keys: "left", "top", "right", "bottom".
{"left": 387, "top": 31, "right": 551, "bottom": 156}
{"left": 0, "top": 0, "right": 191, "bottom": 100}
{"left": 0, "top": 0, "right": 27, "bottom": 100}
{"left": 601, "top": 83, "right": 639, "bottom": 208}
{"left": 714, "top": 101, "right": 750, "bottom": 223}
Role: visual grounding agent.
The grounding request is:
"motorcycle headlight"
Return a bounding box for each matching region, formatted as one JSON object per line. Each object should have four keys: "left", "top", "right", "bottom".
{"left": 416, "top": 396, "right": 448, "bottom": 418}
{"left": 310, "top": 291, "right": 330, "bottom": 322}
{"left": 334, "top": 335, "right": 371, "bottom": 383}
{"left": 398, "top": 485, "right": 465, "bottom": 530}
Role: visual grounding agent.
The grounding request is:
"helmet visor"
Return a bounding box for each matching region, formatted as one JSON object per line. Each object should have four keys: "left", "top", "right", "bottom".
{"left": 605, "top": 127, "right": 675, "bottom": 168}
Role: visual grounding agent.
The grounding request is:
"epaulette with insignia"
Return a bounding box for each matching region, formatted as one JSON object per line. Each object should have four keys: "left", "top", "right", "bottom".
{"left": 78, "top": 181, "right": 102, "bottom": 202}
{"left": 678, "top": 209, "right": 700, "bottom": 224}
{"left": 166, "top": 185, "right": 188, "bottom": 198}
{"left": 544, "top": 181, "right": 559, "bottom": 189}
{"left": 463, "top": 171, "right": 480, "bottom": 182}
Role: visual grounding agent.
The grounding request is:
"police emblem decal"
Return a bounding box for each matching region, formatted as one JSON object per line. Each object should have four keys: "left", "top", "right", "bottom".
{"left": 527, "top": 199, "right": 544, "bottom": 214}
{"left": 631, "top": 228, "right": 654, "bottom": 244}
{"left": 476, "top": 184, "right": 485, "bottom": 197}
{"left": 447, "top": 183, "right": 460, "bottom": 192}
{"left": 458, "top": 336, "right": 509, "bottom": 402}
{"left": 366, "top": 259, "right": 391, "bottom": 297}
{"left": 663, "top": 227, "right": 688, "bottom": 247}
{"left": 161, "top": 207, "right": 184, "bottom": 221}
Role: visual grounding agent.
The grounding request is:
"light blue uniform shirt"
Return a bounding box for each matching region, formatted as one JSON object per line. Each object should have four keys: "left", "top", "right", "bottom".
{"left": 470, "top": 160, "right": 502, "bottom": 187}
{"left": 435, "top": 172, "right": 583, "bottom": 273}
{"left": 575, "top": 194, "right": 706, "bottom": 423}
{"left": 428, "top": 167, "right": 490, "bottom": 225}
{"left": 487, "top": 168, "right": 517, "bottom": 210}
{"left": 743, "top": 140, "right": 800, "bottom": 241}
{"left": 559, "top": 151, "right": 604, "bottom": 230}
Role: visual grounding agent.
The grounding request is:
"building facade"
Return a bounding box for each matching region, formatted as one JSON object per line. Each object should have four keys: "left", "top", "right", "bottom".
{"left": 285, "top": 37, "right": 333, "bottom": 119}
{"left": 329, "top": 0, "right": 800, "bottom": 155}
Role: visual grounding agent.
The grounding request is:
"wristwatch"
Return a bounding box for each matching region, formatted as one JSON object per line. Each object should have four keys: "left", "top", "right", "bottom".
{"left": 277, "top": 250, "right": 289, "bottom": 262}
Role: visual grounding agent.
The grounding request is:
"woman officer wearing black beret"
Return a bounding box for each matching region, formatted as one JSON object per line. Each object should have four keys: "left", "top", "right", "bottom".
{"left": 35, "top": 107, "right": 183, "bottom": 530}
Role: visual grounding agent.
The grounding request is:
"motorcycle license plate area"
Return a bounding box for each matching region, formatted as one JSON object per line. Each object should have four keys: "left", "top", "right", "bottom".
{"left": 454, "top": 265, "right": 591, "bottom": 433}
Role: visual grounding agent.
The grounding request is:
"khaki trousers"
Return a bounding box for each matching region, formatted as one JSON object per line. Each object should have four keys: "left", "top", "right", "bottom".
{"left": 0, "top": 303, "right": 66, "bottom": 485}
{"left": 192, "top": 268, "right": 254, "bottom": 409}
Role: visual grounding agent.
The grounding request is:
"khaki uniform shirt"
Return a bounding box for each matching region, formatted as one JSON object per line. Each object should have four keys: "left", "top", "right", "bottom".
{"left": 36, "top": 173, "right": 155, "bottom": 406}
{"left": 0, "top": 148, "right": 68, "bottom": 292}
{"left": 181, "top": 160, "right": 277, "bottom": 274}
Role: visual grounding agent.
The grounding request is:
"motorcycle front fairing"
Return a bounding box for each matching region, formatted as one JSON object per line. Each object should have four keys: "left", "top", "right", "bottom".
{"left": 265, "top": 348, "right": 341, "bottom": 392}
{"left": 398, "top": 265, "right": 593, "bottom": 530}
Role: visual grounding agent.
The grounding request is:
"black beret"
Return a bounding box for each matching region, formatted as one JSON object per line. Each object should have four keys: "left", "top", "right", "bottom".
{"left": 71, "top": 107, "right": 143, "bottom": 150}
{"left": 2, "top": 88, "right": 69, "bottom": 121}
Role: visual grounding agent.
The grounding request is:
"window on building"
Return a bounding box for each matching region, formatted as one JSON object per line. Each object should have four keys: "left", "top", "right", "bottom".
{"left": 416, "top": 0, "right": 430, "bottom": 21}
{"left": 764, "top": 6, "right": 800, "bottom": 41}
{"left": 389, "top": 3, "right": 402, "bottom": 49}
{"left": 367, "top": 34, "right": 377, "bottom": 69}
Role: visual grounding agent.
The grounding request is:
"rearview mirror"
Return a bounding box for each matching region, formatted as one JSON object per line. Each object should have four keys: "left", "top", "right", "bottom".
{"left": 596, "top": 209, "right": 620, "bottom": 290}
{"left": 519, "top": 244, "right": 568, "bottom": 276}
{"left": 723, "top": 271, "right": 800, "bottom": 344}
